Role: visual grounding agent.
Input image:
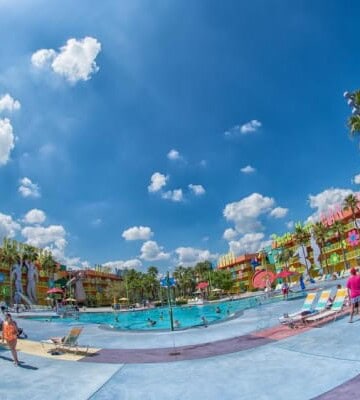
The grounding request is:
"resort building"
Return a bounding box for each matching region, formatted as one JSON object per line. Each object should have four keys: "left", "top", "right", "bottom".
{"left": 216, "top": 252, "right": 259, "bottom": 292}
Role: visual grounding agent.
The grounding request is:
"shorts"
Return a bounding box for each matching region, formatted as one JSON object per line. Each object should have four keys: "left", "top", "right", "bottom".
{"left": 351, "top": 296, "right": 360, "bottom": 305}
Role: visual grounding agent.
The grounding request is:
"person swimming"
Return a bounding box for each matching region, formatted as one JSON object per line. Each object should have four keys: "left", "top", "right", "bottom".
{"left": 215, "top": 306, "right": 221, "bottom": 314}
{"left": 147, "top": 318, "right": 157, "bottom": 326}
{"left": 201, "top": 316, "right": 208, "bottom": 327}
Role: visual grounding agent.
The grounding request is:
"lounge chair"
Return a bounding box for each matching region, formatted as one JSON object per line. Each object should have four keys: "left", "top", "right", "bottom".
{"left": 280, "top": 290, "right": 331, "bottom": 328}
{"left": 41, "top": 326, "right": 88, "bottom": 354}
{"left": 279, "top": 292, "right": 317, "bottom": 325}
{"left": 305, "top": 288, "right": 347, "bottom": 324}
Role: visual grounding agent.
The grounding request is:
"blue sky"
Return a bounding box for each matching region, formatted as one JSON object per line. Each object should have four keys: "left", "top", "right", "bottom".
{"left": 0, "top": 0, "right": 360, "bottom": 272}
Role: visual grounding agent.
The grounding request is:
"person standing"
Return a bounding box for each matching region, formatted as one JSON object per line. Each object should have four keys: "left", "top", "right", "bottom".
{"left": 1, "top": 313, "right": 20, "bottom": 365}
{"left": 346, "top": 268, "right": 360, "bottom": 323}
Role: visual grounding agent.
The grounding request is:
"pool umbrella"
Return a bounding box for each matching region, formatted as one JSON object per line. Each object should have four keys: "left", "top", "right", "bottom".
{"left": 196, "top": 282, "right": 209, "bottom": 290}
{"left": 65, "top": 298, "right": 76, "bottom": 302}
{"left": 211, "top": 288, "right": 222, "bottom": 292}
{"left": 276, "top": 270, "right": 297, "bottom": 279}
{"left": 252, "top": 271, "right": 276, "bottom": 289}
{"left": 47, "top": 288, "right": 64, "bottom": 294}
{"left": 119, "top": 297, "right": 128, "bottom": 302}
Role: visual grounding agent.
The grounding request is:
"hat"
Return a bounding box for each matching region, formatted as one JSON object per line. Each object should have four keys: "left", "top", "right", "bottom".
{"left": 350, "top": 267, "right": 357, "bottom": 275}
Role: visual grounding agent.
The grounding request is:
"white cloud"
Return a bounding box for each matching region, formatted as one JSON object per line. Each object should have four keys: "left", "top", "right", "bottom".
{"left": 122, "top": 226, "right": 153, "bottom": 241}
{"left": 18, "top": 177, "right": 41, "bottom": 198}
{"left": 0, "top": 94, "right": 21, "bottom": 113}
{"left": 103, "top": 259, "right": 142, "bottom": 271}
{"left": 189, "top": 184, "right": 205, "bottom": 196}
{"left": 0, "top": 213, "right": 20, "bottom": 240}
{"left": 307, "top": 188, "right": 354, "bottom": 223}
{"left": 353, "top": 174, "right": 360, "bottom": 185}
{"left": 140, "top": 240, "right": 170, "bottom": 261}
{"left": 240, "top": 120, "right": 262, "bottom": 134}
{"left": 0, "top": 118, "right": 15, "bottom": 166}
{"left": 22, "top": 224, "right": 67, "bottom": 250}
{"left": 162, "top": 189, "right": 183, "bottom": 202}
{"left": 91, "top": 218, "right": 102, "bottom": 227}
{"left": 229, "top": 233, "right": 270, "bottom": 255}
{"left": 167, "top": 149, "right": 182, "bottom": 161}
{"left": 270, "top": 207, "right": 288, "bottom": 218}
{"left": 224, "top": 120, "right": 262, "bottom": 137}
{"left": 31, "top": 37, "right": 101, "bottom": 83}
{"left": 223, "top": 193, "right": 275, "bottom": 234}
{"left": 240, "top": 165, "right": 256, "bottom": 174}
{"left": 24, "top": 209, "right": 46, "bottom": 224}
{"left": 31, "top": 49, "right": 56, "bottom": 68}
{"left": 223, "top": 228, "right": 238, "bottom": 241}
{"left": 148, "top": 172, "right": 168, "bottom": 192}
{"left": 175, "top": 247, "right": 218, "bottom": 266}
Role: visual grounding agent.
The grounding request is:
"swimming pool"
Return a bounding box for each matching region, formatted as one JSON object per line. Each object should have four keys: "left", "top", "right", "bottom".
{"left": 26, "top": 292, "right": 305, "bottom": 331}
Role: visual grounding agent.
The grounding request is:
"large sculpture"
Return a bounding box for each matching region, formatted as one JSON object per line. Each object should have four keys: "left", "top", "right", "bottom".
{"left": 10, "top": 261, "right": 23, "bottom": 304}
{"left": 67, "top": 271, "right": 86, "bottom": 303}
{"left": 25, "top": 261, "right": 39, "bottom": 304}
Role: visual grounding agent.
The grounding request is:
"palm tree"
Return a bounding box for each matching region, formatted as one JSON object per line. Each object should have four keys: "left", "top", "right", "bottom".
{"left": 332, "top": 220, "right": 349, "bottom": 269}
{"left": 276, "top": 248, "right": 293, "bottom": 270}
{"left": 0, "top": 238, "right": 19, "bottom": 304}
{"left": 343, "top": 194, "right": 360, "bottom": 233}
{"left": 312, "top": 222, "right": 330, "bottom": 274}
{"left": 349, "top": 115, "right": 360, "bottom": 136}
{"left": 293, "top": 223, "right": 311, "bottom": 276}
{"left": 37, "top": 250, "right": 57, "bottom": 283}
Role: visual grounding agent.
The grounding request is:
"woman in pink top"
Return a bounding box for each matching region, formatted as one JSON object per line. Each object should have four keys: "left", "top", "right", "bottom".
{"left": 346, "top": 268, "right": 360, "bottom": 323}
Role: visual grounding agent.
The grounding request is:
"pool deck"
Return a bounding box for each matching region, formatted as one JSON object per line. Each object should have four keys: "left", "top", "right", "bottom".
{"left": 1, "top": 281, "right": 360, "bottom": 400}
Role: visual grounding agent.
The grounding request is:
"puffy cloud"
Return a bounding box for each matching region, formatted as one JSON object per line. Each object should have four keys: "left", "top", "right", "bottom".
{"left": 31, "top": 37, "right": 101, "bottom": 83}
{"left": 240, "top": 165, "right": 256, "bottom": 174}
{"left": 223, "top": 193, "right": 275, "bottom": 234}
{"left": 0, "top": 213, "right": 20, "bottom": 240}
{"left": 167, "top": 149, "right": 182, "bottom": 161}
{"left": 18, "top": 177, "right": 41, "bottom": 198}
{"left": 229, "top": 233, "right": 270, "bottom": 255}
{"left": 307, "top": 188, "right": 354, "bottom": 223}
{"left": 269, "top": 207, "right": 288, "bottom": 218}
{"left": 21, "top": 224, "right": 67, "bottom": 250}
{"left": 0, "top": 94, "right": 21, "bottom": 113}
{"left": 140, "top": 240, "right": 170, "bottom": 261}
{"left": 223, "top": 228, "right": 238, "bottom": 241}
{"left": 224, "top": 120, "right": 262, "bottom": 137}
{"left": 148, "top": 172, "right": 168, "bottom": 192}
{"left": 162, "top": 189, "right": 183, "bottom": 202}
{"left": 175, "top": 247, "right": 218, "bottom": 266}
{"left": 240, "top": 120, "right": 262, "bottom": 134}
{"left": 0, "top": 118, "right": 15, "bottom": 166}
{"left": 103, "top": 259, "right": 142, "bottom": 271}
{"left": 23, "top": 209, "right": 46, "bottom": 224}
{"left": 353, "top": 174, "right": 360, "bottom": 185}
{"left": 122, "top": 226, "right": 153, "bottom": 241}
{"left": 31, "top": 49, "right": 57, "bottom": 68}
{"left": 188, "top": 184, "right": 205, "bottom": 196}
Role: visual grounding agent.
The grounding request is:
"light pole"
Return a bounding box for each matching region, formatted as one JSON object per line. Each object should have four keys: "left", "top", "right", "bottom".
{"left": 160, "top": 271, "right": 176, "bottom": 331}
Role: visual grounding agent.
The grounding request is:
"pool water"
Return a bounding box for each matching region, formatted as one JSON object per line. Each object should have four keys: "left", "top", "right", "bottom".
{"left": 28, "top": 292, "right": 305, "bottom": 330}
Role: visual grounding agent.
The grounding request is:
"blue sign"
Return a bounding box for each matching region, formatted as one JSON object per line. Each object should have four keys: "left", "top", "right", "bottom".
{"left": 0, "top": 273, "right": 4, "bottom": 283}
{"left": 160, "top": 277, "right": 176, "bottom": 287}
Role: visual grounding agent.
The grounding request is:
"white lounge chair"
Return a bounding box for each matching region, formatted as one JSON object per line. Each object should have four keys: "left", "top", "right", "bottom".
{"left": 305, "top": 288, "right": 347, "bottom": 324}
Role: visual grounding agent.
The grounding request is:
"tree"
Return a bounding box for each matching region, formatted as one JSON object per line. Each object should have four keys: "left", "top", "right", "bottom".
{"left": 293, "top": 223, "right": 311, "bottom": 276}
{"left": 343, "top": 194, "right": 360, "bottom": 233}
{"left": 0, "top": 238, "right": 19, "bottom": 304}
{"left": 332, "top": 220, "right": 349, "bottom": 269}
{"left": 312, "top": 222, "right": 330, "bottom": 274}
{"left": 276, "top": 248, "right": 293, "bottom": 270}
